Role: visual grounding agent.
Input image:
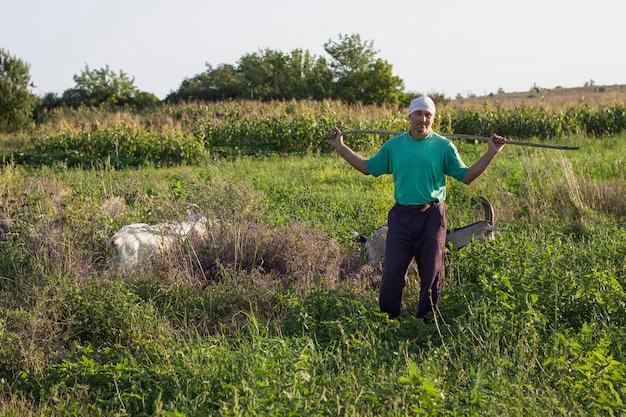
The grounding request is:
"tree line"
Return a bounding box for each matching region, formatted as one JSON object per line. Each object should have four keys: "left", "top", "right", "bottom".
{"left": 167, "top": 34, "right": 405, "bottom": 105}
{"left": 1, "top": 34, "right": 416, "bottom": 132}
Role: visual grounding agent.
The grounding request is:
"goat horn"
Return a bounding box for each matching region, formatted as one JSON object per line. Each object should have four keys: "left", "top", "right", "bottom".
{"left": 478, "top": 196, "right": 494, "bottom": 225}
{"left": 328, "top": 129, "right": 579, "bottom": 150}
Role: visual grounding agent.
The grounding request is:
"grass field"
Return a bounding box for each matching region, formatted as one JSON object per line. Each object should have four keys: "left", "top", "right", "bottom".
{"left": 0, "top": 98, "right": 625, "bottom": 416}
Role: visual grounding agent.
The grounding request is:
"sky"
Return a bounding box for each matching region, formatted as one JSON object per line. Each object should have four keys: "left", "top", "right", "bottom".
{"left": 3, "top": 0, "right": 626, "bottom": 100}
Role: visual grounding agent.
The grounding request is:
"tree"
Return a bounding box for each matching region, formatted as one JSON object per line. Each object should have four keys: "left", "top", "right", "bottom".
{"left": 60, "top": 64, "right": 157, "bottom": 109}
{"left": 290, "top": 49, "right": 333, "bottom": 100}
{"left": 0, "top": 48, "right": 38, "bottom": 131}
{"left": 131, "top": 90, "right": 160, "bottom": 110}
{"left": 205, "top": 64, "right": 242, "bottom": 100}
{"left": 238, "top": 49, "right": 291, "bottom": 100}
{"left": 303, "top": 55, "right": 333, "bottom": 100}
{"left": 166, "top": 64, "right": 242, "bottom": 102}
{"left": 323, "top": 33, "right": 404, "bottom": 104}
{"left": 324, "top": 33, "right": 377, "bottom": 80}
{"left": 359, "top": 58, "right": 404, "bottom": 105}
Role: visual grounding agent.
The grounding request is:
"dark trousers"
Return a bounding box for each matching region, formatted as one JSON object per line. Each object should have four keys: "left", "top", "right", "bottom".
{"left": 379, "top": 202, "right": 447, "bottom": 319}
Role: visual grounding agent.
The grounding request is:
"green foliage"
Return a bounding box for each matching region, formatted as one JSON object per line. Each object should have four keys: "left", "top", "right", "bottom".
{"left": 441, "top": 102, "right": 626, "bottom": 139}
{"left": 196, "top": 102, "right": 407, "bottom": 157}
{"left": 324, "top": 33, "right": 405, "bottom": 104}
{"left": 5, "top": 100, "right": 626, "bottom": 165}
{"left": 205, "top": 112, "right": 341, "bottom": 156}
{"left": 167, "top": 33, "right": 404, "bottom": 105}
{"left": 398, "top": 361, "right": 445, "bottom": 414}
{"left": 197, "top": 101, "right": 625, "bottom": 156}
{"left": 25, "top": 124, "right": 206, "bottom": 168}
{"left": 0, "top": 48, "right": 38, "bottom": 132}
{"left": 239, "top": 48, "right": 332, "bottom": 101}
{"left": 546, "top": 326, "right": 626, "bottom": 414}
{"left": 60, "top": 64, "right": 160, "bottom": 110}
{"left": 18, "top": 343, "right": 195, "bottom": 415}
{"left": 171, "top": 63, "right": 242, "bottom": 102}
{"left": 0, "top": 102, "right": 625, "bottom": 415}
{"left": 58, "top": 278, "right": 173, "bottom": 348}
{"left": 0, "top": 218, "right": 28, "bottom": 282}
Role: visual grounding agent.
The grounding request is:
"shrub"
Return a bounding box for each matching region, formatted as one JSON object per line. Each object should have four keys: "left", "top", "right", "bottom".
{"left": 59, "top": 279, "right": 172, "bottom": 348}
{"left": 195, "top": 220, "right": 349, "bottom": 292}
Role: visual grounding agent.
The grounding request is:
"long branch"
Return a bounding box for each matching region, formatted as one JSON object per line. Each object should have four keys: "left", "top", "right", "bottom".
{"left": 329, "top": 129, "right": 580, "bottom": 150}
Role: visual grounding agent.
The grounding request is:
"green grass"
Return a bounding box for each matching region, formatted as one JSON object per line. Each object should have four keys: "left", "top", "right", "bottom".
{"left": 0, "top": 120, "right": 625, "bottom": 415}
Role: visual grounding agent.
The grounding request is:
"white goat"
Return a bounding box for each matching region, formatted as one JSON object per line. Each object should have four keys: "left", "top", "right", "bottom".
{"left": 107, "top": 212, "right": 209, "bottom": 268}
{"left": 353, "top": 196, "right": 497, "bottom": 266}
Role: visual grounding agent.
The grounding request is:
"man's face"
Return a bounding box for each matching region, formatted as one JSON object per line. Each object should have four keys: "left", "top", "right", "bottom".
{"left": 409, "top": 110, "right": 434, "bottom": 138}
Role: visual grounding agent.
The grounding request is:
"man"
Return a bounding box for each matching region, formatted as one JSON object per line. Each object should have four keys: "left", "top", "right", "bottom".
{"left": 327, "top": 96, "right": 506, "bottom": 321}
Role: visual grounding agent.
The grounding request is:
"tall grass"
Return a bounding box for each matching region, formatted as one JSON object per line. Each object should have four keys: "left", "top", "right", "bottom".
{"left": 0, "top": 106, "right": 625, "bottom": 415}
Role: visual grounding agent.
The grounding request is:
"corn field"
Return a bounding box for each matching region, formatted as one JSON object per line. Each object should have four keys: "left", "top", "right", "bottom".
{"left": 7, "top": 100, "right": 626, "bottom": 166}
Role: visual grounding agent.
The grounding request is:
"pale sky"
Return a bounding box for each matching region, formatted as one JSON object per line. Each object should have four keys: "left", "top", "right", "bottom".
{"left": 3, "top": 0, "right": 625, "bottom": 100}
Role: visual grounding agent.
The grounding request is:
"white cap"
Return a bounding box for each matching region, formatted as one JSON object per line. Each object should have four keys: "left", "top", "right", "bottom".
{"left": 408, "top": 96, "right": 436, "bottom": 116}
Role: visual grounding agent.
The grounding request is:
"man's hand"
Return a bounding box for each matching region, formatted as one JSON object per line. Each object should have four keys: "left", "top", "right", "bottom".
{"left": 463, "top": 134, "right": 506, "bottom": 185}
{"left": 324, "top": 127, "right": 369, "bottom": 175}
{"left": 326, "top": 128, "right": 344, "bottom": 149}
{"left": 489, "top": 134, "right": 506, "bottom": 154}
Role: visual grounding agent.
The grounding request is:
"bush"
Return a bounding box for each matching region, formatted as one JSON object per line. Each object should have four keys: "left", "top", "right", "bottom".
{"left": 59, "top": 279, "right": 172, "bottom": 348}
{"left": 195, "top": 220, "right": 349, "bottom": 291}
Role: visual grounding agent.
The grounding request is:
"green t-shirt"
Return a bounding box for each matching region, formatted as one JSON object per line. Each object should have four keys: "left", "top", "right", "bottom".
{"left": 365, "top": 131, "right": 468, "bottom": 205}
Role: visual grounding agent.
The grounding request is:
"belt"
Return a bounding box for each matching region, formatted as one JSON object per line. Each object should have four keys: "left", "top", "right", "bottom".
{"left": 397, "top": 200, "right": 439, "bottom": 212}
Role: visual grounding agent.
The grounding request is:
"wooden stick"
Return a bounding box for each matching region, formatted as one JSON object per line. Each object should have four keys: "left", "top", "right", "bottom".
{"left": 328, "top": 129, "right": 580, "bottom": 150}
